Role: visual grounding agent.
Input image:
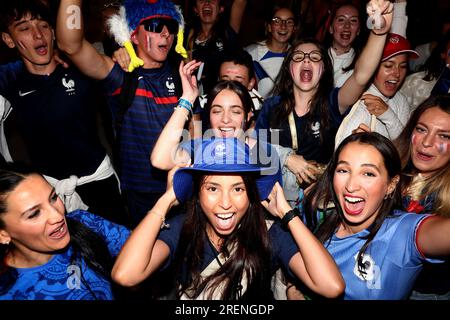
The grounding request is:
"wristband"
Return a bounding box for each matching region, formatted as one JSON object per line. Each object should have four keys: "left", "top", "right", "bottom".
{"left": 281, "top": 208, "right": 300, "bottom": 230}
{"left": 178, "top": 98, "right": 193, "bottom": 114}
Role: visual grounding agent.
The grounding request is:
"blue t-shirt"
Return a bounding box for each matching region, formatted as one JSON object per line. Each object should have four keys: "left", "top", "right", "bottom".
{"left": 326, "top": 211, "right": 436, "bottom": 300}
{"left": 0, "top": 63, "right": 106, "bottom": 179}
{"left": 158, "top": 214, "right": 298, "bottom": 282}
{"left": 0, "top": 210, "right": 130, "bottom": 300}
{"left": 254, "top": 88, "right": 345, "bottom": 164}
{"left": 102, "top": 63, "right": 179, "bottom": 193}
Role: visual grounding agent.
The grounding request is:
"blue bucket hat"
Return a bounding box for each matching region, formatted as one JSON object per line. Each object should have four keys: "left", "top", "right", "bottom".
{"left": 173, "top": 138, "right": 282, "bottom": 203}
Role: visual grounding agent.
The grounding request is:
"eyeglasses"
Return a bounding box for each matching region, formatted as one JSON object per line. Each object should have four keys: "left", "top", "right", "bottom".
{"left": 271, "top": 17, "right": 295, "bottom": 27}
{"left": 291, "top": 50, "right": 323, "bottom": 62}
{"left": 142, "top": 18, "right": 179, "bottom": 34}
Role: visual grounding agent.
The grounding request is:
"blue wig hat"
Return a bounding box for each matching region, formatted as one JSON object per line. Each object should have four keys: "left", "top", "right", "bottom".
{"left": 173, "top": 138, "right": 282, "bottom": 203}
{"left": 107, "top": 0, "right": 188, "bottom": 72}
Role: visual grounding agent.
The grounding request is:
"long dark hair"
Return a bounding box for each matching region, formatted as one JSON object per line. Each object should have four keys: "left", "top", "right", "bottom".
{"left": 304, "top": 132, "right": 402, "bottom": 275}
{"left": 0, "top": 166, "right": 113, "bottom": 297}
{"left": 271, "top": 38, "right": 334, "bottom": 143}
{"left": 173, "top": 173, "right": 272, "bottom": 300}
{"left": 204, "top": 80, "right": 254, "bottom": 132}
{"left": 394, "top": 94, "right": 450, "bottom": 216}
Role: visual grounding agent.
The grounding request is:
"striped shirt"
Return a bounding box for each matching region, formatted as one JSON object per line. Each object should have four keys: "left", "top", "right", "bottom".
{"left": 102, "top": 63, "right": 179, "bottom": 192}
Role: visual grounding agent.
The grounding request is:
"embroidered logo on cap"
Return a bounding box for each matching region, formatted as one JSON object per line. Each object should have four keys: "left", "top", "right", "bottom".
{"left": 389, "top": 36, "right": 400, "bottom": 44}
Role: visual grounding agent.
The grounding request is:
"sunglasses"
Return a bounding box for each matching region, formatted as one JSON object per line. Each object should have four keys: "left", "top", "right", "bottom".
{"left": 291, "top": 50, "right": 323, "bottom": 63}
{"left": 142, "top": 18, "right": 178, "bottom": 34}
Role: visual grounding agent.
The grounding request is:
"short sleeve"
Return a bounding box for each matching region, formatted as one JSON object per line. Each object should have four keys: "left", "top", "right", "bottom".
{"left": 269, "top": 221, "right": 299, "bottom": 276}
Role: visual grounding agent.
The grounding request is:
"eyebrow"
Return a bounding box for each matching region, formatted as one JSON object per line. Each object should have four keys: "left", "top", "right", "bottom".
{"left": 417, "top": 122, "right": 450, "bottom": 132}
{"left": 20, "top": 187, "right": 56, "bottom": 217}
{"left": 204, "top": 181, "right": 245, "bottom": 187}
{"left": 13, "top": 20, "right": 31, "bottom": 28}
{"left": 211, "top": 104, "right": 244, "bottom": 109}
{"left": 337, "top": 160, "right": 381, "bottom": 172}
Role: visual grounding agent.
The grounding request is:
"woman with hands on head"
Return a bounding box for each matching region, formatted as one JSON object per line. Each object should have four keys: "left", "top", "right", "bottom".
{"left": 112, "top": 138, "right": 344, "bottom": 300}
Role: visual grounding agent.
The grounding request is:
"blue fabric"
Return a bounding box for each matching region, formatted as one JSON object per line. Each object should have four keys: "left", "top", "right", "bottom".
{"left": 176, "top": 138, "right": 282, "bottom": 202}
{"left": 0, "top": 210, "right": 130, "bottom": 300}
{"left": 124, "top": 0, "right": 182, "bottom": 31}
{"left": 403, "top": 194, "right": 450, "bottom": 296}
{"left": 158, "top": 214, "right": 298, "bottom": 278}
{"left": 254, "top": 88, "right": 343, "bottom": 164}
{"left": 102, "top": 63, "right": 179, "bottom": 192}
{"left": 0, "top": 63, "right": 106, "bottom": 179}
{"left": 326, "top": 211, "right": 435, "bottom": 300}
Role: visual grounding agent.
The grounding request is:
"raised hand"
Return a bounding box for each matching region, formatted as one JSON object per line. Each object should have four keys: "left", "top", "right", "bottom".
{"left": 366, "top": 0, "right": 394, "bottom": 34}
{"left": 261, "top": 182, "right": 292, "bottom": 219}
{"left": 112, "top": 47, "right": 131, "bottom": 72}
{"left": 179, "top": 60, "right": 202, "bottom": 103}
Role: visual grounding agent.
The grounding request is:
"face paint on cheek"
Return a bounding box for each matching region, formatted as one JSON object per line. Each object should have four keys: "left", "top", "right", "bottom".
{"left": 411, "top": 133, "right": 417, "bottom": 146}
{"left": 17, "top": 40, "right": 27, "bottom": 50}
{"left": 437, "top": 142, "right": 448, "bottom": 154}
{"left": 145, "top": 34, "right": 151, "bottom": 52}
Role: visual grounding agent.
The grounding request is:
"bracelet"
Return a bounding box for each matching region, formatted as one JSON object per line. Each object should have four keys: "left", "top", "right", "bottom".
{"left": 174, "top": 106, "right": 190, "bottom": 121}
{"left": 281, "top": 208, "right": 300, "bottom": 231}
{"left": 286, "top": 283, "right": 296, "bottom": 291}
{"left": 151, "top": 211, "right": 170, "bottom": 229}
{"left": 178, "top": 98, "right": 193, "bottom": 114}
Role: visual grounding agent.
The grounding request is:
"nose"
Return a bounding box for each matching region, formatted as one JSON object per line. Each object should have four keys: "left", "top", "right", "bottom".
{"left": 422, "top": 132, "right": 435, "bottom": 148}
{"left": 345, "top": 174, "right": 360, "bottom": 193}
{"left": 33, "top": 26, "right": 44, "bottom": 40}
{"left": 219, "top": 191, "right": 232, "bottom": 210}
{"left": 221, "top": 110, "right": 231, "bottom": 124}
{"left": 391, "top": 66, "right": 400, "bottom": 78}
{"left": 343, "top": 20, "right": 351, "bottom": 29}
{"left": 47, "top": 201, "right": 64, "bottom": 224}
{"left": 160, "top": 25, "right": 170, "bottom": 38}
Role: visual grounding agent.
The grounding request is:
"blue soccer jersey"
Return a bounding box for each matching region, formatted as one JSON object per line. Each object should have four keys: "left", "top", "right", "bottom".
{"left": 0, "top": 210, "right": 130, "bottom": 300}
{"left": 326, "top": 211, "right": 436, "bottom": 300}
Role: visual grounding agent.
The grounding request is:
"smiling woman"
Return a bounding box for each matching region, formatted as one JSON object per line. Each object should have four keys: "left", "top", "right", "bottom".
{"left": 394, "top": 94, "right": 450, "bottom": 299}
{"left": 112, "top": 137, "right": 345, "bottom": 300}
{"left": 0, "top": 165, "right": 130, "bottom": 300}
{"left": 303, "top": 132, "right": 450, "bottom": 300}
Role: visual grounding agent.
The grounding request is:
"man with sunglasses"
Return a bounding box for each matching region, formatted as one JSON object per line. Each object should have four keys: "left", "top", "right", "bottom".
{"left": 57, "top": 0, "right": 187, "bottom": 227}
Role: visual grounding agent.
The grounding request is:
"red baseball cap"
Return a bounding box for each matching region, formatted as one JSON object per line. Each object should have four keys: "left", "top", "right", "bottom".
{"left": 382, "top": 33, "right": 419, "bottom": 61}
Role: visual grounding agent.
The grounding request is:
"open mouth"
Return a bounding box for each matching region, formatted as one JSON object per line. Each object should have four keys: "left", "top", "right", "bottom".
{"left": 300, "top": 68, "right": 313, "bottom": 82}
{"left": 384, "top": 79, "right": 399, "bottom": 92}
{"left": 35, "top": 44, "right": 48, "bottom": 56}
{"left": 215, "top": 212, "right": 236, "bottom": 231}
{"left": 218, "top": 127, "right": 235, "bottom": 137}
{"left": 343, "top": 195, "right": 365, "bottom": 215}
{"left": 416, "top": 150, "right": 434, "bottom": 161}
{"left": 49, "top": 221, "right": 68, "bottom": 239}
{"left": 202, "top": 7, "right": 213, "bottom": 16}
{"left": 339, "top": 32, "right": 352, "bottom": 40}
